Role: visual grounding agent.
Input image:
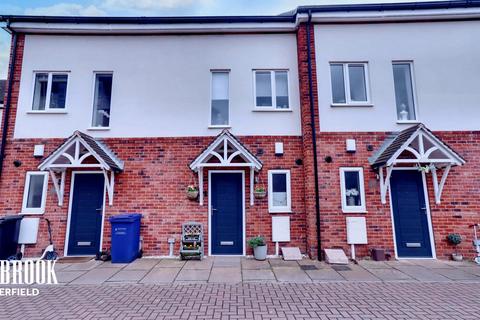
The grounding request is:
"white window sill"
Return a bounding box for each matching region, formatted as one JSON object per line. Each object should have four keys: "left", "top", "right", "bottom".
{"left": 253, "top": 108, "right": 293, "bottom": 112}
{"left": 208, "top": 125, "right": 231, "bottom": 129}
{"left": 26, "top": 110, "right": 68, "bottom": 114}
{"left": 269, "top": 209, "right": 292, "bottom": 214}
{"left": 397, "top": 120, "right": 420, "bottom": 124}
{"left": 20, "top": 211, "right": 44, "bottom": 215}
{"left": 87, "top": 127, "right": 110, "bottom": 131}
{"left": 342, "top": 210, "right": 368, "bottom": 214}
{"left": 331, "top": 103, "right": 373, "bottom": 108}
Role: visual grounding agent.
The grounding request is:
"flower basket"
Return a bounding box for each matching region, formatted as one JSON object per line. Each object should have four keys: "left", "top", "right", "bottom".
{"left": 186, "top": 185, "right": 199, "bottom": 200}
{"left": 254, "top": 187, "right": 267, "bottom": 199}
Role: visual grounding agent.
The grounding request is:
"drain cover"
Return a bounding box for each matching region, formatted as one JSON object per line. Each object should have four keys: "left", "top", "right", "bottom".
{"left": 300, "top": 265, "right": 318, "bottom": 271}
{"left": 331, "top": 265, "right": 351, "bottom": 271}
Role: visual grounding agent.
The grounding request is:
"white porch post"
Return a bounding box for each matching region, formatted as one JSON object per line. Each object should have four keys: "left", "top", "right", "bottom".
{"left": 49, "top": 170, "right": 66, "bottom": 206}
{"left": 379, "top": 166, "right": 393, "bottom": 204}
{"left": 250, "top": 167, "right": 254, "bottom": 206}
{"left": 198, "top": 167, "right": 204, "bottom": 206}
{"left": 431, "top": 165, "right": 451, "bottom": 204}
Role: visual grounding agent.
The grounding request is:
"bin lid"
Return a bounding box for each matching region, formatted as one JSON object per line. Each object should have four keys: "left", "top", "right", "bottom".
{"left": 0, "top": 215, "right": 24, "bottom": 222}
{"left": 109, "top": 213, "right": 142, "bottom": 223}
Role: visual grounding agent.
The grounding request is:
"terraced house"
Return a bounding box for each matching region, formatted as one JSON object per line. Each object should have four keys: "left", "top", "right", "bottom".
{"left": 0, "top": 1, "right": 479, "bottom": 261}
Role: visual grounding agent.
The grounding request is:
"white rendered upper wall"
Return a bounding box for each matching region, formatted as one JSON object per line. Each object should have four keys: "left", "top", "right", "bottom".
{"left": 15, "top": 33, "right": 301, "bottom": 138}
{"left": 314, "top": 20, "right": 480, "bottom": 132}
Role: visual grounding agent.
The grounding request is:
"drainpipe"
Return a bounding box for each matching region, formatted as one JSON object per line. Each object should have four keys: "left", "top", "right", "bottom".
{"left": 306, "top": 11, "right": 322, "bottom": 261}
{"left": 0, "top": 21, "right": 18, "bottom": 179}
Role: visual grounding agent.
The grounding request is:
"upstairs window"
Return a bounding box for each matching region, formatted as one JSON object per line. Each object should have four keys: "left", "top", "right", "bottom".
{"left": 393, "top": 62, "right": 417, "bottom": 121}
{"left": 330, "top": 63, "right": 370, "bottom": 105}
{"left": 92, "top": 73, "right": 113, "bottom": 128}
{"left": 211, "top": 71, "right": 229, "bottom": 126}
{"left": 21, "top": 172, "right": 48, "bottom": 214}
{"left": 32, "top": 72, "right": 68, "bottom": 110}
{"left": 254, "top": 70, "right": 289, "bottom": 109}
{"left": 339, "top": 167, "right": 366, "bottom": 213}
{"left": 268, "top": 170, "right": 292, "bottom": 213}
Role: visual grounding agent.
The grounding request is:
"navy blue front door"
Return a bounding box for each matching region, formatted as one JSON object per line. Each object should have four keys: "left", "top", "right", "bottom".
{"left": 211, "top": 173, "right": 243, "bottom": 255}
{"left": 68, "top": 173, "right": 105, "bottom": 256}
{"left": 390, "top": 170, "right": 433, "bottom": 258}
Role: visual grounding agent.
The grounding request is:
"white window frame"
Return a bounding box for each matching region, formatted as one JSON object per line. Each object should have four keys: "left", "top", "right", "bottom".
{"left": 339, "top": 167, "right": 366, "bottom": 213}
{"left": 392, "top": 61, "right": 419, "bottom": 124}
{"left": 253, "top": 70, "right": 291, "bottom": 110}
{"left": 30, "top": 71, "right": 70, "bottom": 112}
{"left": 21, "top": 171, "right": 49, "bottom": 214}
{"left": 90, "top": 71, "right": 114, "bottom": 130}
{"left": 268, "top": 169, "right": 292, "bottom": 213}
{"left": 330, "top": 62, "right": 371, "bottom": 107}
{"left": 209, "top": 70, "right": 230, "bottom": 128}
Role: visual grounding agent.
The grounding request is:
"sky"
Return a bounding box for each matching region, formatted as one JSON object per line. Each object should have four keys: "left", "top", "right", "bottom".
{"left": 0, "top": 0, "right": 434, "bottom": 78}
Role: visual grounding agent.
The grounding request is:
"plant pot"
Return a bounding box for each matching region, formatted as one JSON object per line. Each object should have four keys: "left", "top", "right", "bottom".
{"left": 452, "top": 253, "right": 463, "bottom": 262}
{"left": 187, "top": 190, "right": 199, "bottom": 200}
{"left": 253, "top": 245, "right": 267, "bottom": 261}
{"left": 254, "top": 190, "right": 267, "bottom": 199}
{"left": 347, "top": 196, "right": 356, "bottom": 206}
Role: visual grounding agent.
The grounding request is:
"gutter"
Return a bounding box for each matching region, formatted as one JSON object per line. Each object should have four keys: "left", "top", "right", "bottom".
{"left": 306, "top": 11, "right": 322, "bottom": 261}
{"left": 0, "top": 20, "right": 18, "bottom": 179}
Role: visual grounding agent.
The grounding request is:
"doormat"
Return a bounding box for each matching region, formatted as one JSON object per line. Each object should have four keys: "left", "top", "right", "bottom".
{"left": 56, "top": 257, "right": 93, "bottom": 264}
{"left": 331, "top": 265, "right": 351, "bottom": 271}
{"left": 300, "top": 265, "right": 319, "bottom": 271}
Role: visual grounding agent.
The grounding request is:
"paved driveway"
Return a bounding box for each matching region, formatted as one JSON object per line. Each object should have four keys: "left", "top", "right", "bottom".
{"left": 53, "top": 257, "right": 480, "bottom": 284}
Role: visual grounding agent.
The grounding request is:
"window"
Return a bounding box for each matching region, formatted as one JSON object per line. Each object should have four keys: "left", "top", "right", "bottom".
{"left": 211, "top": 71, "right": 229, "bottom": 126}
{"left": 32, "top": 72, "right": 68, "bottom": 110}
{"left": 92, "top": 73, "right": 113, "bottom": 128}
{"left": 330, "top": 63, "right": 370, "bottom": 105}
{"left": 254, "top": 70, "right": 289, "bottom": 109}
{"left": 268, "top": 170, "right": 291, "bottom": 213}
{"left": 339, "top": 168, "right": 366, "bottom": 213}
{"left": 393, "top": 62, "right": 417, "bottom": 121}
{"left": 21, "top": 172, "right": 48, "bottom": 214}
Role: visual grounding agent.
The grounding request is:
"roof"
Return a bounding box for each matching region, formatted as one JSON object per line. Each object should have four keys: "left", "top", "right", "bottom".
{"left": 369, "top": 123, "right": 466, "bottom": 168}
{"left": 0, "top": 80, "right": 6, "bottom": 105}
{"left": 39, "top": 130, "right": 124, "bottom": 172}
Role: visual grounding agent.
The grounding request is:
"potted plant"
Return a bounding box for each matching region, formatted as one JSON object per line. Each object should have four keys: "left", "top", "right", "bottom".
{"left": 248, "top": 236, "right": 267, "bottom": 260}
{"left": 186, "top": 185, "right": 199, "bottom": 200}
{"left": 447, "top": 233, "right": 463, "bottom": 261}
{"left": 254, "top": 186, "right": 267, "bottom": 199}
{"left": 345, "top": 188, "right": 359, "bottom": 206}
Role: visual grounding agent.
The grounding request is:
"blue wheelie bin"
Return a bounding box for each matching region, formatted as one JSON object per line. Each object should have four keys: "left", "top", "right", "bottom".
{"left": 109, "top": 213, "right": 142, "bottom": 263}
{"left": 0, "top": 215, "right": 23, "bottom": 260}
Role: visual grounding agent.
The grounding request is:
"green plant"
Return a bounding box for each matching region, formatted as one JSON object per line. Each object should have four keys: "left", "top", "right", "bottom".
{"left": 187, "top": 185, "right": 198, "bottom": 192}
{"left": 447, "top": 233, "right": 462, "bottom": 255}
{"left": 247, "top": 236, "right": 266, "bottom": 248}
{"left": 254, "top": 186, "right": 265, "bottom": 192}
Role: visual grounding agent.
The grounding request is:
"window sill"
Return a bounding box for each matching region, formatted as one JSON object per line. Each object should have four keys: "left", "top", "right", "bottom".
{"left": 252, "top": 108, "right": 293, "bottom": 112}
{"left": 342, "top": 210, "right": 368, "bottom": 214}
{"left": 208, "top": 125, "right": 231, "bottom": 129}
{"left": 26, "top": 110, "right": 68, "bottom": 114}
{"left": 20, "top": 211, "right": 44, "bottom": 215}
{"left": 87, "top": 127, "right": 110, "bottom": 131}
{"left": 397, "top": 120, "right": 420, "bottom": 124}
{"left": 269, "top": 209, "right": 292, "bottom": 214}
{"left": 331, "top": 103, "right": 373, "bottom": 108}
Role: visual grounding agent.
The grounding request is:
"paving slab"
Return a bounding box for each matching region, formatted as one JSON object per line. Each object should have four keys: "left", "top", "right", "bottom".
{"left": 56, "top": 271, "right": 86, "bottom": 284}
{"left": 460, "top": 266, "right": 480, "bottom": 277}
{"left": 209, "top": 267, "right": 242, "bottom": 283}
{"left": 242, "top": 269, "right": 276, "bottom": 281}
{"left": 213, "top": 257, "right": 241, "bottom": 267}
{"left": 123, "top": 258, "right": 160, "bottom": 270}
{"left": 97, "top": 261, "right": 128, "bottom": 268}
{"left": 107, "top": 269, "right": 149, "bottom": 282}
{"left": 433, "top": 268, "right": 480, "bottom": 281}
{"left": 241, "top": 259, "right": 270, "bottom": 269}
{"left": 393, "top": 265, "right": 450, "bottom": 282}
{"left": 338, "top": 266, "right": 381, "bottom": 282}
{"left": 176, "top": 268, "right": 211, "bottom": 281}
{"left": 272, "top": 267, "right": 311, "bottom": 283}
{"left": 183, "top": 259, "right": 213, "bottom": 270}
{"left": 409, "top": 260, "right": 454, "bottom": 269}
{"left": 306, "top": 269, "right": 345, "bottom": 281}
{"left": 269, "top": 259, "right": 299, "bottom": 267}
{"left": 297, "top": 259, "right": 327, "bottom": 267}
{"left": 141, "top": 267, "right": 180, "bottom": 284}
{"left": 70, "top": 268, "right": 119, "bottom": 285}
{"left": 63, "top": 260, "right": 103, "bottom": 271}
{"left": 357, "top": 260, "right": 391, "bottom": 269}
{"left": 367, "top": 268, "right": 414, "bottom": 281}
{"left": 54, "top": 263, "right": 73, "bottom": 271}
{"left": 156, "top": 259, "right": 186, "bottom": 268}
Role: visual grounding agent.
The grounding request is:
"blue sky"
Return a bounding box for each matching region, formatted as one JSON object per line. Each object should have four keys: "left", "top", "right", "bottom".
{"left": 0, "top": 0, "right": 429, "bottom": 78}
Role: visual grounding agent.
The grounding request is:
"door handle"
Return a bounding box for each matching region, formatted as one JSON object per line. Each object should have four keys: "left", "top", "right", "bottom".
{"left": 96, "top": 207, "right": 103, "bottom": 212}
{"left": 211, "top": 208, "right": 217, "bottom": 215}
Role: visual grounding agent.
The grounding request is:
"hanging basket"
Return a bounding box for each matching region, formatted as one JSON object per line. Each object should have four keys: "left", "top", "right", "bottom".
{"left": 186, "top": 185, "right": 199, "bottom": 200}
{"left": 254, "top": 189, "right": 267, "bottom": 199}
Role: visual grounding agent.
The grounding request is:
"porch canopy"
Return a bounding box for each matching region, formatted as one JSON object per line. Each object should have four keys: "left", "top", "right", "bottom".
{"left": 369, "top": 124, "right": 465, "bottom": 204}
{"left": 189, "top": 130, "right": 263, "bottom": 206}
{"left": 38, "top": 131, "right": 124, "bottom": 206}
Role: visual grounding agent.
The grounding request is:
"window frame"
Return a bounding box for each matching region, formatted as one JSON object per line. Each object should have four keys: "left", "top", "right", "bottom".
{"left": 253, "top": 69, "right": 291, "bottom": 111}
{"left": 329, "top": 62, "right": 371, "bottom": 107}
{"left": 21, "top": 171, "right": 49, "bottom": 214}
{"left": 209, "top": 70, "right": 230, "bottom": 128}
{"left": 392, "top": 61, "right": 419, "bottom": 124}
{"left": 30, "top": 71, "right": 70, "bottom": 112}
{"left": 268, "top": 169, "right": 292, "bottom": 213}
{"left": 90, "top": 71, "right": 114, "bottom": 130}
{"left": 339, "top": 167, "right": 367, "bottom": 213}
